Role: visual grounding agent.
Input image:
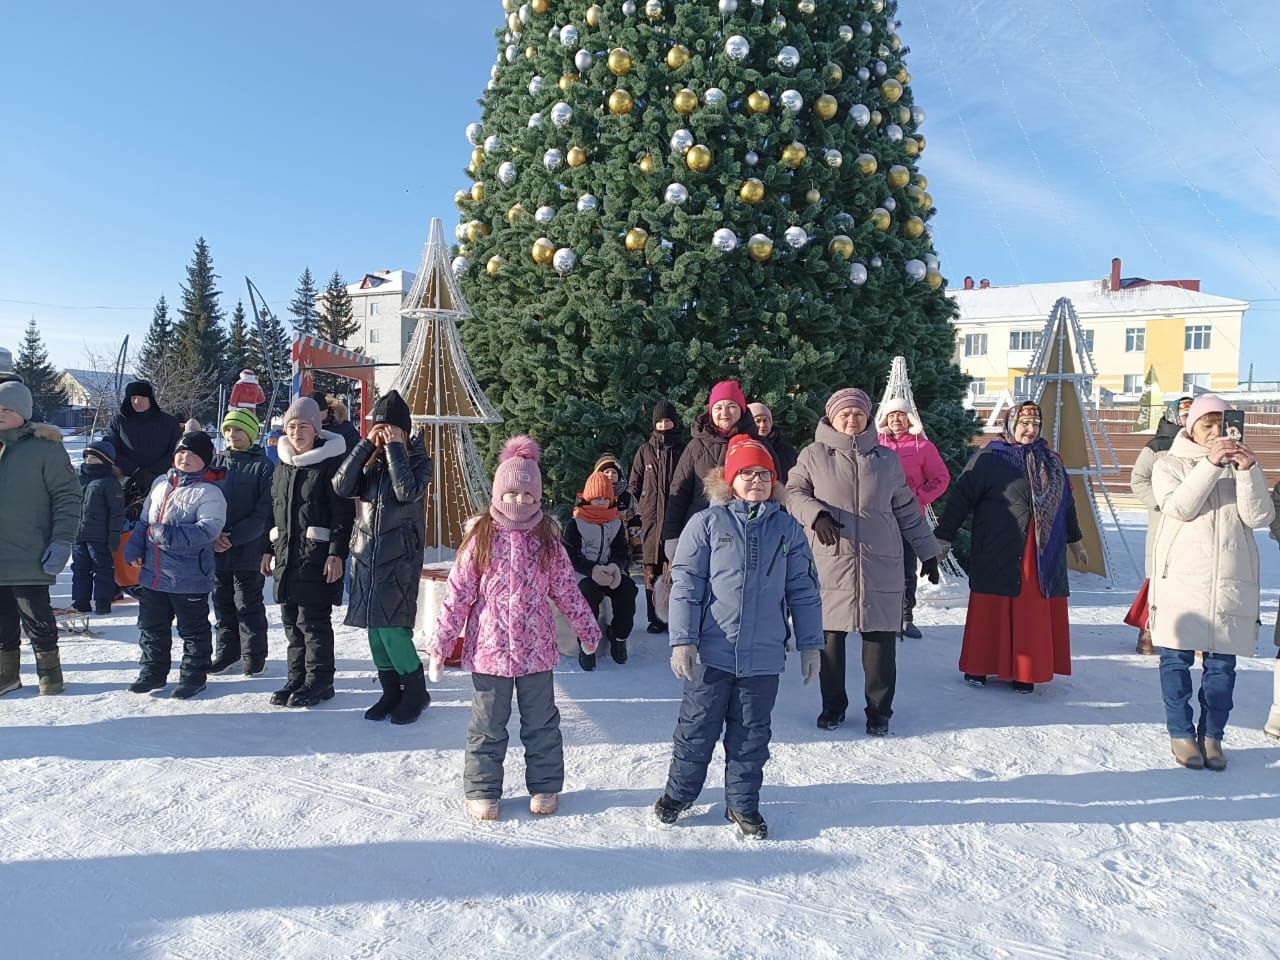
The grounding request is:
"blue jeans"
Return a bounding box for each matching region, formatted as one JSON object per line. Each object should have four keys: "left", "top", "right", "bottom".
{"left": 1158, "top": 647, "right": 1236, "bottom": 741}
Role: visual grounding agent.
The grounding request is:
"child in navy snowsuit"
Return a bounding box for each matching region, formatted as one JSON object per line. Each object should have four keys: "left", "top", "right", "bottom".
{"left": 72, "top": 437, "right": 126, "bottom": 614}
{"left": 654, "top": 436, "right": 824, "bottom": 839}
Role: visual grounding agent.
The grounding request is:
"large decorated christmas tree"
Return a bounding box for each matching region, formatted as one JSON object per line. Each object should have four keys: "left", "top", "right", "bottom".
{"left": 454, "top": 0, "right": 971, "bottom": 501}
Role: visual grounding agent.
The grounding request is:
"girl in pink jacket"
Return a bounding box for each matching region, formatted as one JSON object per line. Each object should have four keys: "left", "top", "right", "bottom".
{"left": 428, "top": 436, "right": 601, "bottom": 822}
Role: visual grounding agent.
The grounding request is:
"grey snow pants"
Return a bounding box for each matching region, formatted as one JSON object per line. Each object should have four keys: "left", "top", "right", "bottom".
{"left": 464, "top": 670, "right": 564, "bottom": 799}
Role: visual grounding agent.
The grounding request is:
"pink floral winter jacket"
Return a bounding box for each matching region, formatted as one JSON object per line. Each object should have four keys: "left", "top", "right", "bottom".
{"left": 429, "top": 525, "right": 603, "bottom": 678}
{"left": 877, "top": 432, "right": 950, "bottom": 514}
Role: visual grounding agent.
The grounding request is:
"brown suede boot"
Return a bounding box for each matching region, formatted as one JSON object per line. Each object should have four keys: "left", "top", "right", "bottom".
{"left": 0, "top": 648, "right": 21, "bottom": 696}
{"left": 1199, "top": 737, "right": 1227, "bottom": 772}
{"left": 35, "top": 649, "right": 64, "bottom": 695}
{"left": 1135, "top": 630, "right": 1154, "bottom": 656}
{"left": 1171, "top": 738, "right": 1204, "bottom": 769}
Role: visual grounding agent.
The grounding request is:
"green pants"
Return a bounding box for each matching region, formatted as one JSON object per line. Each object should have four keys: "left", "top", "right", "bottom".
{"left": 368, "top": 627, "right": 422, "bottom": 675}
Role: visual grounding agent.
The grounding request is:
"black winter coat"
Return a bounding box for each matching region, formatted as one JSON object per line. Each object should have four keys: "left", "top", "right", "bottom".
{"left": 661, "top": 411, "right": 768, "bottom": 542}
{"left": 333, "top": 436, "right": 432, "bottom": 630}
{"left": 269, "top": 432, "right": 354, "bottom": 607}
{"left": 212, "top": 445, "right": 275, "bottom": 572}
{"left": 77, "top": 463, "right": 125, "bottom": 544}
{"left": 105, "top": 400, "right": 183, "bottom": 491}
{"left": 325, "top": 417, "right": 362, "bottom": 453}
{"left": 932, "top": 445, "right": 1083, "bottom": 598}
{"left": 766, "top": 429, "right": 799, "bottom": 484}
{"left": 628, "top": 429, "right": 686, "bottom": 566}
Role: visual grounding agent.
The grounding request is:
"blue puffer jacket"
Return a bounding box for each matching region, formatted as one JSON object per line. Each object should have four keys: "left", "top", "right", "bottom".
{"left": 123, "top": 467, "right": 227, "bottom": 594}
{"left": 669, "top": 471, "right": 823, "bottom": 677}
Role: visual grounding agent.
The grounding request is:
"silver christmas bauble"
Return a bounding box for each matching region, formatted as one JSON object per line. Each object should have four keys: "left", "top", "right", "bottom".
{"left": 559, "top": 24, "right": 578, "bottom": 46}
{"left": 455, "top": 222, "right": 470, "bottom": 242}
{"left": 838, "top": 24, "right": 854, "bottom": 42}
{"left": 527, "top": 113, "right": 544, "bottom": 128}
{"left": 875, "top": 60, "right": 888, "bottom": 77}
{"left": 861, "top": 20, "right": 873, "bottom": 35}
{"left": 498, "top": 161, "right": 517, "bottom": 185}
{"left": 670, "top": 129, "right": 695, "bottom": 154}
{"left": 535, "top": 205, "right": 557, "bottom": 224}
{"left": 451, "top": 256, "right": 470, "bottom": 278}
{"left": 752, "top": 0, "right": 764, "bottom": 5}
{"left": 883, "top": 197, "right": 897, "bottom": 212}
{"left": 484, "top": 135, "right": 503, "bottom": 154}
{"left": 851, "top": 104, "right": 871, "bottom": 127}
{"left": 857, "top": 66, "right": 871, "bottom": 81}
{"left": 528, "top": 75, "right": 544, "bottom": 95}
{"left": 553, "top": 247, "right": 578, "bottom": 274}
{"left": 870, "top": 255, "right": 883, "bottom": 268}
{"left": 518, "top": 3, "right": 530, "bottom": 23}
{"left": 712, "top": 227, "right": 739, "bottom": 252}
{"left": 543, "top": 148, "right": 563, "bottom": 170}
{"left": 719, "top": 0, "right": 738, "bottom": 12}
{"left": 575, "top": 49, "right": 592, "bottom": 72}
{"left": 783, "top": 225, "right": 809, "bottom": 249}
{"left": 824, "top": 148, "right": 844, "bottom": 168}
{"left": 849, "top": 262, "right": 868, "bottom": 285}
{"left": 725, "top": 35, "right": 750, "bottom": 60}
{"left": 771, "top": 14, "right": 786, "bottom": 30}
{"left": 744, "top": 150, "right": 759, "bottom": 166}
{"left": 487, "top": 79, "right": 497, "bottom": 91}
{"left": 466, "top": 122, "right": 484, "bottom": 145}
{"left": 905, "top": 259, "right": 927, "bottom": 282}
{"left": 547, "top": 26, "right": 558, "bottom": 40}
{"left": 886, "top": 123, "right": 904, "bottom": 142}
{"left": 664, "top": 182, "right": 689, "bottom": 205}
{"left": 704, "top": 87, "right": 726, "bottom": 107}
{"left": 551, "top": 101, "right": 573, "bottom": 126}
{"left": 777, "top": 45, "right": 800, "bottom": 70}
{"left": 877, "top": 44, "right": 890, "bottom": 59}
{"left": 834, "top": 211, "right": 855, "bottom": 230}
{"left": 491, "top": 64, "right": 501, "bottom": 80}
{"left": 622, "top": 0, "right": 636, "bottom": 13}
{"left": 925, "top": 254, "right": 940, "bottom": 270}
{"left": 911, "top": 105, "right": 926, "bottom": 126}
{"left": 577, "top": 194, "right": 599, "bottom": 213}
{"left": 505, "top": 45, "right": 518, "bottom": 63}
{"left": 780, "top": 89, "right": 803, "bottom": 113}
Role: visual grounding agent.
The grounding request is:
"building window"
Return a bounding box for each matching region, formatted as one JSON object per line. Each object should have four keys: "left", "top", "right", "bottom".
{"left": 1008, "top": 330, "right": 1041, "bottom": 351}
{"left": 964, "top": 333, "right": 988, "bottom": 357}
{"left": 1183, "top": 372, "right": 1209, "bottom": 392}
{"left": 1080, "top": 329, "right": 1095, "bottom": 352}
{"left": 369, "top": 328, "right": 381, "bottom": 343}
{"left": 1125, "top": 327, "right": 1145, "bottom": 352}
{"left": 1123, "top": 373, "right": 1143, "bottom": 393}
{"left": 369, "top": 302, "right": 381, "bottom": 317}
{"left": 1185, "top": 324, "right": 1212, "bottom": 350}
{"left": 966, "top": 378, "right": 987, "bottom": 399}
{"left": 1013, "top": 376, "right": 1032, "bottom": 397}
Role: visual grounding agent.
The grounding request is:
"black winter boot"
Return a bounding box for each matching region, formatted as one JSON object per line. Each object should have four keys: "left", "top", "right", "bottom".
{"left": 287, "top": 683, "right": 335, "bottom": 708}
{"left": 578, "top": 642, "right": 596, "bottom": 671}
{"left": 390, "top": 666, "right": 430, "bottom": 725}
{"left": 208, "top": 651, "right": 241, "bottom": 675}
{"left": 653, "top": 794, "right": 692, "bottom": 825}
{"left": 270, "top": 676, "right": 304, "bottom": 706}
{"left": 242, "top": 657, "right": 266, "bottom": 676}
{"left": 171, "top": 679, "right": 207, "bottom": 700}
{"left": 129, "top": 674, "right": 167, "bottom": 694}
{"left": 365, "top": 670, "right": 403, "bottom": 721}
{"left": 725, "top": 808, "right": 768, "bottom": 839}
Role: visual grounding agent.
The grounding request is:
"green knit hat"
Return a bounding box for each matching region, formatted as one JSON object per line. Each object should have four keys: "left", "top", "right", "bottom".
{"left": 221, "top": 408, "right": 261, "bottom": 441}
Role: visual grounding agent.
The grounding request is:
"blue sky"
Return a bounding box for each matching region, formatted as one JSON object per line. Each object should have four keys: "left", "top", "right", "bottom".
{"left": 3, "top": 0, "right": 1279, "bottom": 376}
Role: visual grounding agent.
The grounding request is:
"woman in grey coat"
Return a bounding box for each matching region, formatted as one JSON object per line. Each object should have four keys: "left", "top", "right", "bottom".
{"left": 785, "top": 388, "right": 941, "bottom": 736}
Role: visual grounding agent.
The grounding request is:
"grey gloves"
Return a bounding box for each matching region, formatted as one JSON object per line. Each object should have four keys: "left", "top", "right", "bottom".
{"left": 40, "top": 541, "right": 72, "bottom": 576}
{"left": 670, "top": 644, "right": 699, "bottom": 682}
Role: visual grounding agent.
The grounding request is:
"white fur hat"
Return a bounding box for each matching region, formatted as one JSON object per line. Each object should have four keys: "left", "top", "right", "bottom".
{"left": 876, "top": 398, "right": 923, "bottom": 435}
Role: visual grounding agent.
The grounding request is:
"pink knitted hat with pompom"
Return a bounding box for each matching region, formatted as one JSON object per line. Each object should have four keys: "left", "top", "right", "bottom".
{"left": 490, "top": 435, "right": 544, "bottom": 529}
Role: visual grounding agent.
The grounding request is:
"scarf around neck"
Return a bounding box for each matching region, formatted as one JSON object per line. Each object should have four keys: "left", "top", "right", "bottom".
{"left": 490, "top": 501, "right": 544, "bottom": 531}
{"left": 573, "top": 502, "right": 620, "bottom": 525}
{"left": 987, "top": 437, "right": 1070, "bottom": 594}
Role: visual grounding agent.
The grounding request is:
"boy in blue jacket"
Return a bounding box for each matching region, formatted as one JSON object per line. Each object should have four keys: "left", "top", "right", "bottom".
{"left": 123, "top": 432, "right": 226, "bottom": 699}
{"left": 654, "top": 435, "right": 824, "bottom": 839}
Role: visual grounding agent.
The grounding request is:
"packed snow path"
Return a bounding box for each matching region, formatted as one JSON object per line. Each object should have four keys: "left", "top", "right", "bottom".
{"left": 4, "top": 513, "right": 1278, "bottom": 959}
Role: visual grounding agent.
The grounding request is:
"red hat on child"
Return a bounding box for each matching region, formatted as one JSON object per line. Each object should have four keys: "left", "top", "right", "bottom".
{"left": 724, "top": 435, "right": 776, "bottom": 486}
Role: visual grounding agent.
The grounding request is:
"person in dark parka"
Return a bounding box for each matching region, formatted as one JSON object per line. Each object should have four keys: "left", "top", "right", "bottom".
{"left": 310, "top": 390, "right": 362, "bottom": 453}
{"left": 209, "top": 409, "right": 275, "bottom": 677}
{"left": 105, "top": 381, "right": 183, "bottom": 513}
{"left": 748, "top": 402, "right": 798, "bottom": 483}
{"left": 628, "top": 401, "right": 686, "bottom": 632}
{"left": 661, "top": 380, "right": 767, "bottom": 550}
{"left": 333, "top": 390, "right": 433, "bottom": 725}
{"left": 262, "top": 397, "right": 353, "bottom": 708}
{"left": 71, "top": 436, "right": 125, "bottom": 614}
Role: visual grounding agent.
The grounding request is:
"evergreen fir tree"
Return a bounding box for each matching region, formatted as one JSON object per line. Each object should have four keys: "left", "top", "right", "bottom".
{"left": 173, "top": 236, "right": 227, "bottom": 419}
{"left": 225, "top": 300, "right": 253, "bottom": 383}
{"left": 314, "top": 271, "right": 359, "bottom": 395}
{"left": 248, "top": 305, "right": 292, "bottom": 417}
{"left": 289, "top": 267, "right": 320, "bottom": 335}
{"left": 135, "top": 295, "right": 173, "bottom": 386}
{"left": 454, "top": 0, "right": 971, "bottom": 501}
{"left": 14, "top": 318, "right": 67, "bottom": 422}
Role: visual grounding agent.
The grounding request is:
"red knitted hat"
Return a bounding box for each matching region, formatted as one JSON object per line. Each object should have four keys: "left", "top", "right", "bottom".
{"left": 724, "top": 435, "right": 776, "bottom": 486}
{"left": 708, "top": 380, "right": 748, "bottom": 414}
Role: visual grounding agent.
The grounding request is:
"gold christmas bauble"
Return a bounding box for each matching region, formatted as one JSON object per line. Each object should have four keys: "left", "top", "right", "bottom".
{"left": 502, "top": 0, "right": 515, "bottom": 11}
{"left": 903, "top": 138, "right": 920, "bottom": 158}
{"left": 739, "top": 178, "right": 765, "bottom": 204}
{"left": 608, "top": 47, "right": 633, "bottom": 76}
{"left": 916, "top": 134, "right": 927, "bottom": 153}
{"left": 872, "top": 0, "right": 884, "bottom": 10}
{"left": 454, "top": 190, "right": 468, "bottom": 209}
{"left": 567, "top": 146, "right": 589, "bottom": 167}
{"left": 815, "top": 94, "right": 838, "bottom": 121}
{"left": 471, "top": 147, "right": 485, "bottom": 167}
{"left": 914, "top": 173, "right": 929, "bottom": 190}
{"left": 890, "top": 34, "right": 903, "bottom": 52}
{"left": 797, "top": 0, "right": 816, "bottom": 15}
{"left": 586, "top": 4, "right": 602, "bottom": 27}
{"left": 895, "top": 66, "right": 911, "bottom": 84}
{"left": 896, "top": 105, "right": 911, "bottom": 125}
{"left": 804, "top": 188, "right": 821, "bottom": 205}
{"left": 856, "top": 152, "right": 878, "bottom": 175}
{"left": 667, "top": 44, "right": 691, "bottom": 70}
{"left": 870, "top": 207, "right": 892, "bottom": 231}
{"left": 781, "top": 141, "right": 807, "bottom": 168}
{"left": 828, "top": 234, "right": 855, "bottom": 259}
{"left": 825, "top": 63, "right": 844, "bottom": 86}
{"left": 470, "top": 182, "right": 486, "bottom": 202}
{"left": 486, "top": 255, "right": 505, "bottom": 275}
{"left": 507, "top": 203, "right": 526, "bottom": 225}
{"left": 870, "top": 109, "right": 882, "bottom": 126}
{"left": 921, "top": 191, "right": 934, "bottom": 210}
{"left": 525, "top": 46, "right": 536, "bottom": 60}
{"left": 886, "top": 164, "right": 910, "bottom": 189}
{"left": 902, "top": 216, "right": 925, "bottom": 239}
{"left": 747, "top": 234, "right": 774, "bottom": 262}
{"left": 881, "top": 78, "right": 903, "bottom": 103}
{"left": 746, "top": 90, "right": 771, "bottom": 114}
{"left": 608, "top": 89, "right": 634, "bottom": 115}
{"left": 508, "top": 12, "right": 522, "bottom": 32}
{"left": 925, "top": 269, "right": 943, "bottom": 290}
{"left": 467, "top": 220, "right": 490, "bottom": 242}
{"left": 638, "top": 153, "right": 656, "bottom": 174}
{"left": 624, "top": 227, "right": 649, "bottom": 251}
{"left": 673, "top": 88, "right": 698, "bottom": 114}
{"left": 686, "top": 144, "right": 712, "bottom": 172}
{"left": 530, "top": 0, "right": 549, "bottom": 13}
{"left": 559, "top": 74, "right": 579, "bottom": 92}
{"left": 531, "top": 237, "right": 556, "bottom": 265}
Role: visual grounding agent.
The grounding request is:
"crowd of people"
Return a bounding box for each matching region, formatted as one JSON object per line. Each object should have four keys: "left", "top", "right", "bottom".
{"left": 1, "top": 368, "right": 1278, "bottom": 839}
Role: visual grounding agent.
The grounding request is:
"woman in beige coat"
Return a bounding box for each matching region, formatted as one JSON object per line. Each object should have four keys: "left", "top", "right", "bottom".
{"left": 1266, "top": 483, "right": 1280, "bottom": 740}
{"left": 785, "top": 388, "right": 941, "bottom": 737}
{"left": 1150, "top": 395, "right": 1273, "bottom": 770}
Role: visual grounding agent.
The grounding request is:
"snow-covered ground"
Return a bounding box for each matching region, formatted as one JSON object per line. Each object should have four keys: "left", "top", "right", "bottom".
{"left": 5, "top": 510, "right": 1279, "bottom": 959}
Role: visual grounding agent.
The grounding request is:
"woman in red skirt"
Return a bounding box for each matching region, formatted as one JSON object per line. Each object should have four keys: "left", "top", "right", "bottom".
{"left": 932, "top": 402, "right": 1087, "bottom": 692}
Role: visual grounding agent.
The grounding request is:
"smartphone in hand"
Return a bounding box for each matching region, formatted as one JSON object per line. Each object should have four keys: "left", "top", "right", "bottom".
{"left": 1223, "top": 410, "right": 1245, "bottom": 443}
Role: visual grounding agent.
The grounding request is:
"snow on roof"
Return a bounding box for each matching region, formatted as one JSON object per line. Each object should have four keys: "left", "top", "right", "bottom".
{"left": 948, "top": 278, "right": 1248, "bottom": 323}
{"left": 60, "top": 368, "right": 122, "bottom": 395}
{"left": 347, "top": 270, "right": 415, "bottom": 296}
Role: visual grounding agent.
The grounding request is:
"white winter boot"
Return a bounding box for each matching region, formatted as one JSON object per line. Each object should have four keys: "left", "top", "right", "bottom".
{"left": 1265, "top": 661, "right": 1280, "bottom": 740}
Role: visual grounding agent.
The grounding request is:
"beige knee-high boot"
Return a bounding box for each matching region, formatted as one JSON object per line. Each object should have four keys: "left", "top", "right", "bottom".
{"left": 1264, "top": 661, "right": 1280, "bottom": 740}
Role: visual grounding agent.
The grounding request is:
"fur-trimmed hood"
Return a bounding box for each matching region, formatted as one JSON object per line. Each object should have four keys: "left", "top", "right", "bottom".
{"left": 277, "top": 430, "right": 347, "bottom": 466}
{"left": 30, "top": 423, "right": 62, "bottom": 443}
{"left": 703, "top": 466, "right": 786, "bottom": 506}
{"left": 326, "top": 396, "right": 350, "bottom": 424}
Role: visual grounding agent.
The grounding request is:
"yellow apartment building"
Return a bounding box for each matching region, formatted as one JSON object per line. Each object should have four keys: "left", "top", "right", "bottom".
{"left": 948, "top": 258, "right": 1247, "bottom": 404}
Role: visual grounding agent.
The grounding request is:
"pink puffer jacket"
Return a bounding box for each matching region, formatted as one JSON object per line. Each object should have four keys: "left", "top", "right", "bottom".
{"left": 878, "top": 432, "right": 950, "bottom": 513}
{"left": 429, "top": 525, "right": 602, "bottom": 678}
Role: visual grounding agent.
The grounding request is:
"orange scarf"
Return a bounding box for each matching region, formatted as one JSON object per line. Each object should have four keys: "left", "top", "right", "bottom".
{"left": 573, "top": 502, "right": 619, "bottom": 524}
